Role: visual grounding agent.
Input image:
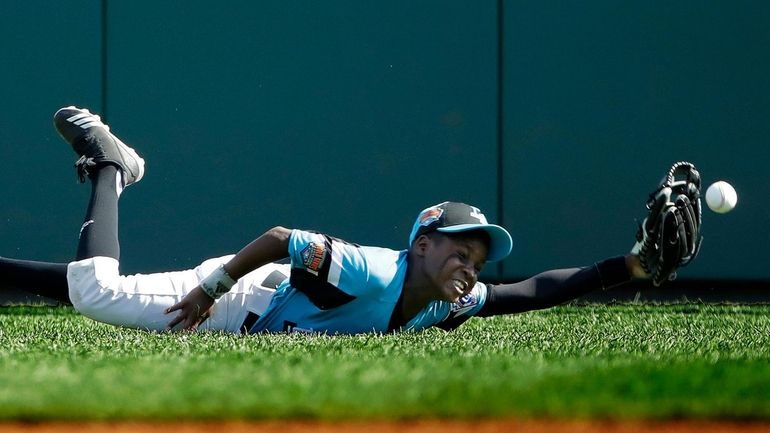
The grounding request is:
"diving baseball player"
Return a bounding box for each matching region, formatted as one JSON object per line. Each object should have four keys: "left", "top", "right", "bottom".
{"left": 0, "top": 107, "right": 703, "bottom": 334}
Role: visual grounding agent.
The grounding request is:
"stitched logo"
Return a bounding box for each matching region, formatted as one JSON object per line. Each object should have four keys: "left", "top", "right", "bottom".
{"left": 418, "top": 207, "right": 444, "bottom": 227}
{"left": 450, "top": 291, "right": 478, "bottom": 315}
{"left": 469, "top": 206, "right": 488, "bottom": 224}
{"left": 301, "top": 242, "right": 326, "bottom": 275}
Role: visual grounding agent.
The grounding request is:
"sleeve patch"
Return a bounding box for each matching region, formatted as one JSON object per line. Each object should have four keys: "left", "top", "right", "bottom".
{"left": 290, "top": 233, "right": 357, "bottom": 310}
{"left": 300, "top": 242, "right": 327, "bottom": 275}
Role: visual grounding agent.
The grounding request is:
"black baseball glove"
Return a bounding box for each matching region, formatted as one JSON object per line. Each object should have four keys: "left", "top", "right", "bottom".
{"left": 632, "top": 161, "right": 703, "bottom": 286}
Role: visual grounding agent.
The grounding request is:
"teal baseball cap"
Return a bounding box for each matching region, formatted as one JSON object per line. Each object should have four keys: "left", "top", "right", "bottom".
{"left": 408, "top": 201, "right": 513, "bottom": 262}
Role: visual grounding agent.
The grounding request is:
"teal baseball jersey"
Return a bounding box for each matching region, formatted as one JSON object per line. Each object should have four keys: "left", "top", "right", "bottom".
{"left": 250, "top": 229, "right": 487, "bottom": 334}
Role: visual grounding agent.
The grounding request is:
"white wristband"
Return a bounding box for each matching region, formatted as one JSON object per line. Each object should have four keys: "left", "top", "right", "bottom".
{"left": 199, "top": 264, "right": 237, "bottom": 299}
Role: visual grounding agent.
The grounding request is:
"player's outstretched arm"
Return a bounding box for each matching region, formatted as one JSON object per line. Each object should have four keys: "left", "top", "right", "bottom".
{"left": 165, "top": 226, "right": 292, "bottom": 331}
{"left": 474, "top": 161, "right": 703, "bottom": 319}
{"left": 476, "top": 255, "right": 647, "bottom": 317}
{"left": 626, "top": 254, "right": 650, "bottom": 279}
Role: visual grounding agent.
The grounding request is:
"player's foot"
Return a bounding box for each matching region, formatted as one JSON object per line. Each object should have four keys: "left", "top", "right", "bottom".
{"left": 53, "top": 106, "right": 145, "bottom": 187}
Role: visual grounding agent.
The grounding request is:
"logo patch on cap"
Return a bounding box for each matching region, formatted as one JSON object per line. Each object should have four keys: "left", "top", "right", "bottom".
{"left": 469, "top": 206, "right": 488, "bottom": 224}
{"left": 300, "top": 242, "right": 326, "bottom": 275}
{"left": 418, "top": 207, "right": 444, "bottom": 227}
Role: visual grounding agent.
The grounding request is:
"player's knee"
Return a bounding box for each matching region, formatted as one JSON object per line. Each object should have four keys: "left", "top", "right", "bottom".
{"left": 66, "top": 256, "right": 123, "bottom": 319}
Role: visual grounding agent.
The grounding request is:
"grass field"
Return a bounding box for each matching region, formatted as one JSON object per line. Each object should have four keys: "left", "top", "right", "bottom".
{"left": 0, "top": 304, "right": 768, "bottom": 421}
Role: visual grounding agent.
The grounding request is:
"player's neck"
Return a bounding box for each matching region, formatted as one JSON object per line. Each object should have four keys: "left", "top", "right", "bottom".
{"left": 401, "top": 263, "right": 437, "bottom": 321}
{"left": 400, "top": 283, "right": 433, "bottom": 322}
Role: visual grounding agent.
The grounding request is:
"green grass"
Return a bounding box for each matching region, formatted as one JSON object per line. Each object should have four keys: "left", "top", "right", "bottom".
{"left": 0, "top": 304, "right": 769, "bottom": 421}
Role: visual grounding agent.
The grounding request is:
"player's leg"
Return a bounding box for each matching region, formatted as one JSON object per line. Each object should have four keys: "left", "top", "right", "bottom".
{"left": 52, "top": 106, "right": 153, "bottom": 324}
{"left": 67, "top": 253, "right": 288, "bottom": 332}
{"left": 0, "top": 258, "right": 70, "bottom": 304}
{"left": 55, "top": 107, "right": 284, "bottom": 333}
{"left": 0, "top": 105, "right": 133, "bottom": 305}
{"left": 53, "top": 106, "right": 144, "bottom": 262}
{"left": 73, "top": 248, "right": 285, "bottom": 333}
{"left": 54, "top": 107, "right": 206, "bottom": 330}
{"left": 73, "top": 164, "right": 122, "bottom": 261}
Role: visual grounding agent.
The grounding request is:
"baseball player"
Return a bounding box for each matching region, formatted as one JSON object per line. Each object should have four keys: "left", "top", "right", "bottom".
{"left": 0, "top": 106, "right": 701, "bottom": 334}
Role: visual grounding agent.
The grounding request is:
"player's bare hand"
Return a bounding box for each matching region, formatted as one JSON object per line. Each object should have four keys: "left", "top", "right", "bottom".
{"left": 165, "top": 286, "right": 215, "bottom": 331}
{"left": 625, "top": 254, "right": 651, "bottom": 280}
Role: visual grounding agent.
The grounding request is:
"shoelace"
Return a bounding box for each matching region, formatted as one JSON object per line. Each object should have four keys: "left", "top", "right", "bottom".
{"left": 74, "top": 155, "right": 98, "bottom": 183}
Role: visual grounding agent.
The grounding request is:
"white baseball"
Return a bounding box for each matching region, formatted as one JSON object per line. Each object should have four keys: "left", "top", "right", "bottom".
{"left": 705, "top": 181, "right": 738, "bottom": 214}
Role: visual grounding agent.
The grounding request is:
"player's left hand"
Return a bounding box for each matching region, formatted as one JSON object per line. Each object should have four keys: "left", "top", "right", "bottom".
{"left": 631, "top": 161, "right": 703, "bottom": 286}
{"left": 625, "top": 254, "right": 650, "bottom": 279}
{"left": 165, "top": 286, "right": 215, "bottom": 331}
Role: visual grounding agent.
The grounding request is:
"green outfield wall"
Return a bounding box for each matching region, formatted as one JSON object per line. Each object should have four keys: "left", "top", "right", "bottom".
{"left": 1, "top": 1, "right": 768, "bottom": 292}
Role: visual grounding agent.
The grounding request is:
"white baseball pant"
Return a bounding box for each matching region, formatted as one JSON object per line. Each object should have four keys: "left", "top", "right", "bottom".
{"left": 66, "top": 255, "right": 289, "bottom": 333}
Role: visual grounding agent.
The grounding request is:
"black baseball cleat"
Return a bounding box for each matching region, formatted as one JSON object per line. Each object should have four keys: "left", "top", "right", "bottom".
{"left": 53, "top": 106, "right": 145, "bottom": 187}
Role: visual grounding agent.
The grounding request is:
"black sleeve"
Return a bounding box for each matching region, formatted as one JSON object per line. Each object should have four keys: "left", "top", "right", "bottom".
{"left": 476, "top": 256, "right": 631, "bottom": 317}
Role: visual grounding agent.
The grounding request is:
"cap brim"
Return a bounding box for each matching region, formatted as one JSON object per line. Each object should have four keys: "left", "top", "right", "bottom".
{"left": 437, "top": 223, "right": 513, "bottom": 262}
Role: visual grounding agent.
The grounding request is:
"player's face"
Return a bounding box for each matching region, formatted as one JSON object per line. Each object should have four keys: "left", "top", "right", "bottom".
{"left": 424, "top": 234, "right": 489, "bottom": 303}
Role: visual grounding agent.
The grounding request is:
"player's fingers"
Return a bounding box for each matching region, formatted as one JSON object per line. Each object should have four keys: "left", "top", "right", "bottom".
{"left": 165, "top": 302, "right": 183, "bottom": 315}
{"left": 166, "top": 313, "right": 185, "bottom": 331}
{"left": 165, "top": 300, "right": 194, "bottom": 330}
{"left": 183, "top": 315, "right": 200, "bottom": 332}
{"left": 177, "top": 305, "right": 204, "bottom": 331}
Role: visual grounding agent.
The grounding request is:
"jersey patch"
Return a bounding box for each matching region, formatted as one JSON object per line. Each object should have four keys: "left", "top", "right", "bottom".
{"left": 301, "top": 242, "right": 327, "bottom": 275}
{"left": 291, "top": 234, "right": 357, "bottom": 310}
{"left": 450, "top": 292, "right": 479, "bottom": 317}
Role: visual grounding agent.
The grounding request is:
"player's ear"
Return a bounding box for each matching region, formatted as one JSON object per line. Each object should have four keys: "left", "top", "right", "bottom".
{"left": 411, "top": 234, "right": 431, "bottom": 257}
